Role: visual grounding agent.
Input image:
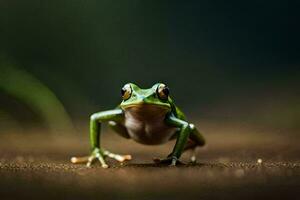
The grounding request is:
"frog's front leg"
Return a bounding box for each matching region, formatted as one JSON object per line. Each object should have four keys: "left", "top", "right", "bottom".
{"left": 70, "top": 109, "right": 132, "bottom": 168}
{"left": 154, "top": 114, "right": 192, "bottom": 166}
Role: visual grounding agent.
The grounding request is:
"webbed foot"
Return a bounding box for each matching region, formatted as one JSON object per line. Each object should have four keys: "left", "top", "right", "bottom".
{"left": 71, "top": 148, "right": 132, "bottom": 168}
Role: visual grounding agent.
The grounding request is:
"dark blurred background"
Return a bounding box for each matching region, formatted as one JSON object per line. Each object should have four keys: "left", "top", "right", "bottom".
{"left": 0, "top": 0, "right": 299, "bottom": 132}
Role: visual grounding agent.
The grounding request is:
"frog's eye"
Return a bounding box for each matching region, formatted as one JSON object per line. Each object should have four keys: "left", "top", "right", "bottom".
{"left": 157, "top": 83, "right": 169, "bottom": 100}
{"left": 121, "top": 84, "right": 132, "bottom": 100}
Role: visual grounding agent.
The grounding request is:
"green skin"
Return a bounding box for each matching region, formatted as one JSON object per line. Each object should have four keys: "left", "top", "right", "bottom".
{"left": 71, "top": 83, "right": 205, "bottom": 168}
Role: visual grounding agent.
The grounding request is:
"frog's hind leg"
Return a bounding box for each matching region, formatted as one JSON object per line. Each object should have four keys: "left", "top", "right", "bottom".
{"left": 184, "top": 124, "right": 205, "bottom": 163}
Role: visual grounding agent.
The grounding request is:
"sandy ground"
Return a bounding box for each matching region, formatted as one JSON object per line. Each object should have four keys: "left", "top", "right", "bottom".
{"left": 0, "top": 121, "right": 299, "bottom": 200}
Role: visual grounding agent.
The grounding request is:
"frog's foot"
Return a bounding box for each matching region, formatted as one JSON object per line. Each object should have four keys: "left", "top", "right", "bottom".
{"left": 71, "top": 148, "right": 109, "bottom": 168}
{"left": 103, "top": 150, "right": 132, "bottom": 163}
{"left": 71, "top": 149, "right": 132, "bottom": 168}
{"left": 153, "top": 156, "right": 184, "bottom": 166}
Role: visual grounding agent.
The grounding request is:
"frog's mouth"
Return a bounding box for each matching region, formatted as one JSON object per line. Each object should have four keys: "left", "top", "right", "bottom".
{"left": 121, "top": 103, "right": 171, "bottom": 112}
{"left": 122, "top": 103, "right": 171, "bottom": 119}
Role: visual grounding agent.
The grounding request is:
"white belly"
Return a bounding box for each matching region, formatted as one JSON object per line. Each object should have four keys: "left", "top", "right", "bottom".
{"left": 123, "top": 105, "right": 177, "bottom": 145}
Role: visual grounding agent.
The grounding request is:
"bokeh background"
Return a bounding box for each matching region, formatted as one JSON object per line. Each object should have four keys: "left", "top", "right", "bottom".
{"left": 0, "top": 1, "right": 299, "bottom": 133}
{"left": 0, "top": 1, "right": 300, "bottom": 200}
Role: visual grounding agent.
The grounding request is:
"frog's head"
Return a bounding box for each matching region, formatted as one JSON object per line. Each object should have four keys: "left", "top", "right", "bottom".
{"left": 119, "top": 83, "right": 172, "bottom": 111}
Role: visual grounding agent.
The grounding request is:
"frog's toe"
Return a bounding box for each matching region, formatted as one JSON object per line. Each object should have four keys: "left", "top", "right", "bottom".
{"left": 70, "top": 156, "right": 89, "bottom": 164}
{"left": 85, "top": 154, "right": 109, "bottom": 168}
{"left": 115, "top": 154, "right": 132, "bottom": 162}
{"left": 86, "top": 155, "right": 97, "bottom": 167}
{"left": 98, "top": 155, "right": 109, "bottom": 168}
{"left": 103, "top": 150, "right": 132, "bottom": 163}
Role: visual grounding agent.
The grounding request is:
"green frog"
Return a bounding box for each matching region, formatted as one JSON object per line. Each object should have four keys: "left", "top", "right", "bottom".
{"left": 71, "top": 83, "right": 205, "bottom": 168}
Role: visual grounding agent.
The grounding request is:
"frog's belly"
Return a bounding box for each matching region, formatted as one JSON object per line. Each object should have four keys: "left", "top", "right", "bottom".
{"left": 123, "top": 107, "right": 177, "bottom": 145}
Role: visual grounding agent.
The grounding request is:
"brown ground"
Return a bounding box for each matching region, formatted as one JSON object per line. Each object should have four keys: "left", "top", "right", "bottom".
{"left": 0, "top": 121, "right": 299, "bottom": 200}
